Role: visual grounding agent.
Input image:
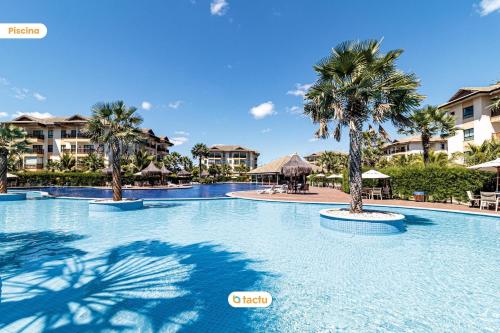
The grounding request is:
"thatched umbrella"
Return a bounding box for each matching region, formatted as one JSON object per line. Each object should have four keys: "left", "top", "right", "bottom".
{"left": 281, "top": 154, "right": 313, "bottom": 177}
{"left": 141, "top": 161, "right": 161, "bottom": 176}
{"left": 177, "top": 170, "right": 192, "bottom": 177}
{"left": 160, "top": 165, "right": 172, "bottom": 175}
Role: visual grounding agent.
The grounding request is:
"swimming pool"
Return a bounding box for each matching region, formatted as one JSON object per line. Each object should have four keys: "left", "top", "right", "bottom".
{"left": 26, "top": 183, "right": 264, "bottom": 199}
{"left": 0, "top": 198, "right": 498, "bottom": 332}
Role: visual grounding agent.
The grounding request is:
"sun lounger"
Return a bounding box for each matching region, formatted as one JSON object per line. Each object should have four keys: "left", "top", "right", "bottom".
{"left": 257, "top": 185, "right": 277, "bottom": 194}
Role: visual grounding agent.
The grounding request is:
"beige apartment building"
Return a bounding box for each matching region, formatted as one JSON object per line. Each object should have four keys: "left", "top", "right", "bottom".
{"left": 382, "top": 136, "right": 447, "bottom": 158}
{"left": 6, "top": 114, "right": 172, "bottom": 170}
{"left": 441, "top": 83, "right": 500, "bottom": 156}
{"left": 203, "top": 145, "right": 259, "bottom": 171}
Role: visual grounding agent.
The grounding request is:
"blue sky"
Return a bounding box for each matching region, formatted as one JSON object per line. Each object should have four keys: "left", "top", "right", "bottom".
{"left": 1, "top": 0, "right": 499, "bottom": 163}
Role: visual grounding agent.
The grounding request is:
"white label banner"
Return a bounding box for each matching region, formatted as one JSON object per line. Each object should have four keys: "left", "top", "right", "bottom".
{"left": 0, "top": 23, "right": 47, "bottom": 39}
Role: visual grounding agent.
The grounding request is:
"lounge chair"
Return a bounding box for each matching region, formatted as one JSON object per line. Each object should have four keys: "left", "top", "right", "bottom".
{"left": 479, "top": 192, "right": 498, "bottom": 211}
{"left": 257, "top": 185, "right": 277, "bottom": 194}
{"left": 275, "top": 184, "right": 288, "bottom": 194}
{"left": 466, "top": 191, "right": 480, "bottom": 207}
{"left": 371, "top": 188, "right": 383, "bottom": 200}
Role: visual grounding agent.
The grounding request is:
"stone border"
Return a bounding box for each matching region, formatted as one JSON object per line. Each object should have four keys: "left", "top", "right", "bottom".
{"left": 89, "top": 199, "right": 144, "bottom": 212}
{"left": 226, "top": 192, "right": 500, "bottom": 219}
{"left": 319, "top": 208, "right": 405, "bottom": 221}
{"left": 0, "top": 192, "right": 27, "bottom": 201}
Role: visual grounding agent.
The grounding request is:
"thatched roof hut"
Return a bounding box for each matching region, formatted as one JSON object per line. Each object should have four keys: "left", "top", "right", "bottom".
{"left": 281, "top": 154, "right": 313, "bottom": 177}
{"left": 177, "top": 170, "right": 192, "bottom": 177}
{"left": 160, "top": 166, "right": 172, "bottom": 175}
{"left": 248, "top": 154, "right": 320, "bottom": 176}
{"left": 141, "top": 161, "right": 161, "bottom": 176}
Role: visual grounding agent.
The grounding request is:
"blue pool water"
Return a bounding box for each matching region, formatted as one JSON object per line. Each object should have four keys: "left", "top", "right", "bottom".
{"left": 26, "top": 183, "right": 263, "bottom": 199}
{"left": 0, "top": 198, "right": 498, "bottom": 332}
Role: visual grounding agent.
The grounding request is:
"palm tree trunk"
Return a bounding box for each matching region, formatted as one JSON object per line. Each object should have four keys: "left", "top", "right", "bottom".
{"left": 111, "top": 141, "right": 122, "bottom": 201}
{"left": 199, "top": 157, "right": 202, "bottom": 177}
{"left": 349, "top": 120, "right": 363, "bottom": 213}
{"left": 0, "top": 149, "right": 8, "bottom": 194}
{"left": 421, "top": 133, "right": 431, "bottom": 165}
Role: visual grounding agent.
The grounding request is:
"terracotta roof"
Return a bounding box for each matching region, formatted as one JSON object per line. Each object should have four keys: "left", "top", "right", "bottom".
{"left": 210, "top": 145, "right": 258, "bottom": 153}
{"left": 383, "top": 135, "right": 446, "bottom": 147}
{"left": 440, "top": 83, "right": 500, "bottom": 108}
{"left": 248, "top": 154, "right": 321, "bottom": 175}
{"left": 8, "top": 114, "right": 89, "bottom": 125}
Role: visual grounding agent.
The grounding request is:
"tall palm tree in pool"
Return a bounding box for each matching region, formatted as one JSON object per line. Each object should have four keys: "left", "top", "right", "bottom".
{"left": 304, "top": 40, "right": 422, "bottom": 213}
{"left": 85, "top": 101, "right": 143, "bottom": 201}
{"left": 0, "top": 124, "right": 29, "bottom": 193}
{"left": 399, "top": 105, "right": 456, "bottom": 165}
{"left": 191, "top": 143, "right": 210, "bottom": 177}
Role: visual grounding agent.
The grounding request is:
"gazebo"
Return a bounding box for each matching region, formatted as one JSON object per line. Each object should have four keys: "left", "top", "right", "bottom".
{"left": 160, "top": 166, "right": 172, "bottom": 185}
{"left": 177, "top": 170, "right": 192, "bottom": 184}
{"left": 248, "top": 154, "right": 320, "bottom": 184}
{"left": 140, "top": 161, "right": 161, "bottom": 176}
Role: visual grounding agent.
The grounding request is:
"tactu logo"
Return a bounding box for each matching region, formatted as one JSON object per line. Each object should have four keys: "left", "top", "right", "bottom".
{"left": 228, "top": 291, "right": 272, "bottom": 308}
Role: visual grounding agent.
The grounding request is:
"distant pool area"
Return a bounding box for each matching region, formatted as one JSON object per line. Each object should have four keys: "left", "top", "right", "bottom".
{"left": 0, "top": 196, "right": 498, "bottom": 332}
{"left": 23, "top": 183, "right": 264, "bottom": 199}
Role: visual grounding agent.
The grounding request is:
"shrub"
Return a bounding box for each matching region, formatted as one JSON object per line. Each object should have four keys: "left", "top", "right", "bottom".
{"left": 380, "top": 165, "right": 494, "bottom": 202}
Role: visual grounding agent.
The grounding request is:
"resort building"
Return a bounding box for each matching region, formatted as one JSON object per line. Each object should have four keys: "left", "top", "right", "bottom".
{"left": 304, "top": 151, "right": 346, "bottom": 165}
{"left": 248, "top": 154, "right": 321, "bottom": 184}
{"left": 5, "top": 114, "right": 172, "bottom": 170}
{"left": 441, "top": 83, "right": 500, "bottom": 156}
{"left": 382, "top": 136, "right": 448, "bottom": 158}
{"left": 203, "top": 145, "right": 259, "bottom": 171}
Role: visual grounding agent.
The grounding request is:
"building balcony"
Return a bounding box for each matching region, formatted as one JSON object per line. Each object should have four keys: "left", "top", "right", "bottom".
{"left": 24, "top": 164, "right": 44, "bottom": 170}
{"left": 62, "top": 148, "right": 97, "bottom": 155}
{"left": 26, "top": 148, "right": 44, "bottom": 155}
{"left": 27, "top": 133, "right": 45, "bottom": 140}
{"left": 61, "top": 132, "right": 91, "bottom": 139}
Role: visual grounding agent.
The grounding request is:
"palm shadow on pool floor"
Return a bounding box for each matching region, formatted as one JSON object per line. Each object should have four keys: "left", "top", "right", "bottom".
{"left": 0, "top": 231, "right": 270, "bottom": 332}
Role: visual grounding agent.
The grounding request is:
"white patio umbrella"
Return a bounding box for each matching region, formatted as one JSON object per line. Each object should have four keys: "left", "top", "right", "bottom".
{"left": 6, "top": 173, "right": 18, "bottom": 178}
{"left": 468, "top": 158, "right": 500, "bottom": 191}
{"left": 327, "top": 174, "right": 343, "bottom": 179}
{"left": 362, "top": 169, "right": 390, "bottom": 179}
{"left": 315, "top": 173, "right": 326, "bottom": 177}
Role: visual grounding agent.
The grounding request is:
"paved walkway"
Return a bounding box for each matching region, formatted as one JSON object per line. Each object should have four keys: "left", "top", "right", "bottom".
{"left": 228, "top": 187, "right": 500, "bottom": 216}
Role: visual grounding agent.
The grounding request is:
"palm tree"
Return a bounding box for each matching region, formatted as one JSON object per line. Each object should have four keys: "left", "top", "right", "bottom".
{"left": 462, "top": 139, "right": 500, "bottom": 165}
{"left": 399, "top": 105, "right": 456, "bottom": 164}
{"left": 317, "top": 151, "right": 348, "bottom": 173}
{"left": 58, "top": 152, "right": 76, "bottom": 171}
{"left": 163, "top": 152, "right": 182, "bottom": 173}
{"left": 81, "top": 152, "right": 105, "bottom": 172}
{"left": 304, "top": 40, "right": 421, "bottom": 213}
{"left": 361, "top": 128, "right": 387, "bottom": 167}
{"left": 0, "top": 124, "right": 29, "bottom": 193}
{"left": 85, "top": 101, "right": 143, "bottom": 201}
{"left": 131, "top": 149, "right": 154, "bottom": 172}
{"left": 179, "top": 156, "right": 193, "bottom": 172}
{"left": 191, "top": 143, "right": 210, "bottom": 177}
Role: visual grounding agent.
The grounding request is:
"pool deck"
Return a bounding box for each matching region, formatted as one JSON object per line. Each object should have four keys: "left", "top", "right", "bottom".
{"left": 228, "top": 187, "right": 500, "bottom": 216}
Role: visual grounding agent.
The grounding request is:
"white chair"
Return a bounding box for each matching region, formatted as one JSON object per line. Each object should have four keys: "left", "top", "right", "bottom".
{"left": 480, "top": 192, "right": 497, "bottom": 210}
{"left": 257, "top": 185, "right": 276, "bottom": 194}
{"left": 371, "top": 188, "right": 383, "bottom": 200}
{"left": 275, "top": 184, "right": 288, "bottom": 194}
{"left": 466, "top": 191, "right": 480, "bottom": 207}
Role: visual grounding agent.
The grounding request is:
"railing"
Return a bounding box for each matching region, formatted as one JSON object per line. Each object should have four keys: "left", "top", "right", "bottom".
{"left": 26, "top": 148, "right": 44, "bottom": 154}
{"left": 27, "top": 133, "right": 45, "bottom": 139}
{"left": 24, "top": 164, "right": 44, "bottom": 169}
{"left": 62, "top": 148, "right": 96, "bottom": 154}
{"left": 61, "top": 132, "right": 90, "bottom": 138}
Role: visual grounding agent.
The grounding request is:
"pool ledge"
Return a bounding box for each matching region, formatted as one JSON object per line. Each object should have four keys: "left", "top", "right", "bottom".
{"left": 0, "top": 192, "right": 27, "bottom": 201}
{"left": 89, "top": 199, "right": 144, "bottom": 211}
{"left": 226, "top": 192, "right": 500, "bottom": 218}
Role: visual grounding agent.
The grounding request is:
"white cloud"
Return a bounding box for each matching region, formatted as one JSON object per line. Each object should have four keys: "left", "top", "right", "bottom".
{"left": 33, "top": 92, "right": 46, "bottom": 101}
{"left": 0, "top": 77, "right": 9, "bottom": 86}
{"left": 250, "top": 101, "right": 276, "bottom": 119}
{"left": 171, "top": 136, "right": 189, "bottom": 146}
{"left": 478, "top": 0, "right": 500, "bottom": 15}
{"left": 174, "top": 131, "right": 190, "bottom": 136}
{"left": 286, "top": 105, "right": 303, "bottom": 115}
{"left": 0, "top": 112, "right": 8, "bottom": 117}
{"left": 261, "top": 128, "right": 271, "bottom": 133}
{"left": 168, "top": 100, "right": 183, "bottom": 109}
{"left": 12, "top": 111, "right": 54, "bottom": 119}
{"left": 210, "top": 0, "right": 229, "bottom": 16}
{"left": 12, "top": 87, "right": 28, "bottom": 100}
{"left": 141, "top": 101, "right": 152, "bottom": 110}
{"left": 287, "top": 83, "right": 313, "bottom": 97}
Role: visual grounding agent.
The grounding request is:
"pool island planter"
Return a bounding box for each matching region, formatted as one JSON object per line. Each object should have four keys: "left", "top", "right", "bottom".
{"left": 89, "top": 198, "right": 144, "bottom": 212}
{"left": 320, "top": 208, "right": 406, "bottom": 235}
{"left": 0, "top": 192, "right": 27, "bottom": 201}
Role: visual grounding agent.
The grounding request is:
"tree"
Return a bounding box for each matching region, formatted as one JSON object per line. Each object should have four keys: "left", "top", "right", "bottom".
{"left": 46, "top": 159, "right": 60, "bottom": 172}
{"left": 317, "top": 151, "right": 348, "bottom": 173}
{"left": 399, "top": 105, "right": 456, "bottom": 164}
{"left": 208, "top": 164, "right": 220, "bottom": 177}
{"left": 59, "top": 152, "right": 76, "bottom": 171}
{"left": 461, "top": 139, "right": 500, "bottom": 166}
{"left": 304, "top": 40, "right": 421, "bottom": 213}
{"left": 163, "top": 152, "right": 182, "bottom": 173}
{"left": 81, "top": 152, "right": 105, "bottom": 172}
{"left": 361, "top": 128, "right": 387, "bottom": 167}
{"left": 220, "top": 163, "right": 232, "bottom": 177}
{"left": 0, "top": 124, "right": 29, "bottom": 193}
{"left": 131, "top": 149, "right": 154, "bottom": 172}
{"left": 234, "top": 164, "right": 250, "bottom": 174}
{"left": 191, "top": 143, "right": 210, "bottom": 177}
{"left": 179, "top": 156, "right": 194, "bottom": 172}
{"left": 85, "top": 101, "right": 143, "bottom": 201}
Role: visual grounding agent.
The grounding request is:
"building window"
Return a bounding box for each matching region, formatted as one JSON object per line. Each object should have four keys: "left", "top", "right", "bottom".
{"left": 441, "top": 143, "right": 446, "bottom": 150}
{"left": 48, "top": 145, "right": 53, "bottom": 153}
{"left": 48, "top": 130, "right": 53, "bottom": 138}
{"left": 463, "top": 106, "right": 474, "bottom": 119}
{"left": 464, "top": 128, "right": 474, "bottom": 141}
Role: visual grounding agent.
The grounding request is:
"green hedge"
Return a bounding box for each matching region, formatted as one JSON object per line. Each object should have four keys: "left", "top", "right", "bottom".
{"left": 380, "top": 165, "right": 495, "bottom": 202}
